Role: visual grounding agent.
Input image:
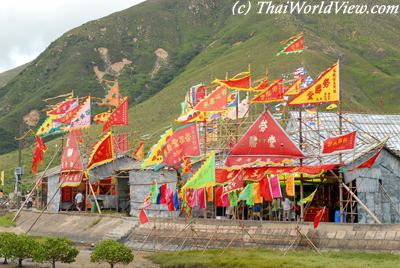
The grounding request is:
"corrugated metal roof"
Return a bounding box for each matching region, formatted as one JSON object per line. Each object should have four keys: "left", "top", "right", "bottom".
{"left": 286, "top": 111, "right": 400, "bottom": 165}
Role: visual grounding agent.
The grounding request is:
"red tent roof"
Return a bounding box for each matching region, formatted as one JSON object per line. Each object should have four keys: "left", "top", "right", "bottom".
{"left": 225, "top": 110, "right": 305, "bottom": 167}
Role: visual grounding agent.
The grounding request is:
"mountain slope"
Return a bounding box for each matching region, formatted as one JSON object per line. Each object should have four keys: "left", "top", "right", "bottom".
{"left": 0, "top": 63, "right": 29, "bottom": 88}
{"left": 0, "top": 0, "right": 400, "bottom": 191}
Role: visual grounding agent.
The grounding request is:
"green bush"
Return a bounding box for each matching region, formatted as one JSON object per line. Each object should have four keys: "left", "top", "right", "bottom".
{"left": 9, "top": 234, "right": 38, "bottom": 267}
{"left": 34, "top": 237, "right": 79, "bottom": 268}
{"left": 90, "top": 240, "right": 133, "bottom": 268}
{"left": 0, "top": 232, "right": 17, "bottom": 264}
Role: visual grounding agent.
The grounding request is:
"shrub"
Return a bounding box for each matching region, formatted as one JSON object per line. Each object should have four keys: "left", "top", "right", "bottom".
{"left": 90, "top": 240, "right": 134, "bottom": 268}
{"left": 34, "top": 237, "right": 79, "bottom": 268}
{"left": 9, "top": 234, "right": 38, "bottom": 267}
{"left": 0, "top": 232, "right": 17, "bottom": 264}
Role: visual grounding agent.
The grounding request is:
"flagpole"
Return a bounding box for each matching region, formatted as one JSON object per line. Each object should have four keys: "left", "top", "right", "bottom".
{"left": 337, "top": 59, "right": 344, "bottom": 223}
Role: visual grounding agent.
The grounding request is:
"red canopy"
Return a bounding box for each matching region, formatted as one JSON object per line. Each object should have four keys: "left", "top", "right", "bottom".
{"left": 225, "top": 110, "right": 304, "bottom": 167}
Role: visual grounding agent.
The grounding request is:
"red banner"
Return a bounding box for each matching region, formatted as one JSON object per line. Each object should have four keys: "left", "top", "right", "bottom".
{"left": 103, "top": 97, "right": 128, "bottom": 132}
{"left": 251, "top": 79, "right": 285, "bottom": 103}
{"left": 60, "top": 172, "right": 83, "bottom": 187}
{"left": 194, "top": 86, "right": 228, "bottom": 112}
{"left": 61, "top": 132, "right": 83, "bottom": 172}
{"left": 32, "top": 136, "right": 47, "bottom": 174}
{"left": 87, "top": 132, "right": 114, "bottom": 170}
{"left": 322, "top": 131, "right": 357, "bottom": 154}
{"left": 215, "top": 75, "right": 251, "bottom": 90}
{"left": 162, "top": 124, "right": 200, "bottom": 166}
{"left": 222, "top": 170, "right": 244, "bottom": 196}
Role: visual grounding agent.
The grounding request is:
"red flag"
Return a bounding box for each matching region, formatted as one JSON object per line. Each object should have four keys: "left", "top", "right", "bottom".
{"left": 225, "top": 110, "right": 304, "bottom": 167}
{"left": 133, "top": 140, "right": 145, "bottom": 160}
{"left": 215, "top": 186, "right": 224, "bottom": 207}
{"left": 47, "top": 97, "right": 76, "bottom": 117}
{"left": 139, "top": 208, "right": 149, "bottom": 224}
{"left": 87, "top": 132, "right": 114, "bottom": 170}
{"left": 194, "top": 86, "right": 228, "bottom": 112}
{"left": 162, "top": 124, "right": 200, "bottom": 166}
{"left": 259, "top": 176, "right": 273, "bottom": 201}
{"left": 32, "top": 136, "right": 47, "bottom": 174}
{"left": 222, "top": 170, "right": 244, "bottom": 196}
{"left": 160, "top": 184, "right": 167, "bottom": 204}
{"left": 251, "top": 79, "right": 285, "bottom": 103}
{"left": 53, "top": 100, "right": 80, "bottom": 124}
{"left": 277, "top": 34, "right": 304, "bottom": 56}
{"left": 103, "top": 97, "right": 128, "bottom": 132}
{"left": 322, "top": 131, "right": 357, "bottom": 155}
{"left": 61, "top": 132, "right": 83, "bottom": 172}
{"left": 350, "top": 147, "right": 383, "bottom": 171}
{"left": 252, "top": 79, "right": 268, "bottom": 91}
{"left": 72, "top": 129, "right": 83, "bottom": 144}
{"left": 314, "top": 207, "right": 326, "bottom": 229}
{"left": 214, "top": 75, "right": 251, "bottom": 90}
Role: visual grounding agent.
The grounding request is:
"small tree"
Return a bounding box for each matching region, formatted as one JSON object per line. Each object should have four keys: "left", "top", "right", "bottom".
{"left": 34, "top": 237, "right": 79, "bottom": 268}
{"left": 90, "top": 240, "right": 134, "bottom": 268}
{"left": 10, "top": 234, "right": 38, "bottom": 267}
{"left": 0, "top": 232, "right": 17, "bottom": 264}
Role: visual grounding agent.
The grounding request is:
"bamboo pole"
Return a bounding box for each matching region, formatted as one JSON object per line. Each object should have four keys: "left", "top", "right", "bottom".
{"left": 13, "top": 145, "right": 62, "bottom": 222}
{"left": 342, "top": 182, "right": 381, "bottom": 224}
{"left": 88, "top": 180, "right": 102, "bottom": 214}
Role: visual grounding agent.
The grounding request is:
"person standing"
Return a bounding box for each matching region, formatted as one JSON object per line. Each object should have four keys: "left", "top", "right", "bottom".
{"left": 272, "top": 198, "right": 280, "bottom": 221}
{"left": 283, "top": 197, "right": 292, "bottom": 221}
{"left": 75, "top": 192, "right": 83, "bottom": 212}
{"left": 26, "top": 192, "right": 33, "bottom": 209}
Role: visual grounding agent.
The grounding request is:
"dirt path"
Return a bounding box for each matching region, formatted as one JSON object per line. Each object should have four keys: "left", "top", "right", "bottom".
{"left": 0, "top": 250, "right": 159, "bottom": 268}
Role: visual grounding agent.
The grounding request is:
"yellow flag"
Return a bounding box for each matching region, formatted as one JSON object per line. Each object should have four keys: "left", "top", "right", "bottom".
{"left": 141, "top": 128, "right": 173, "bottom": 169}
{"left": 284, "top": 79, "right": 302, "bottom": 96}
{"left": 0, "top": 170, "right": 4, "bottom": 186}
{"left": 299, "top": 188, "right": 317, "bottom": 204}
{"left": 286, "top": 175, "right": 295, "bottom": 197}
{"left": 326, "top": 103, "right": 338, "bottom": 110}
{"left": 288, "top": 62, "right": 339, "bottom": 106}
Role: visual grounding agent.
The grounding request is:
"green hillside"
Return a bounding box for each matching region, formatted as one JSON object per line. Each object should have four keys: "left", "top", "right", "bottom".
{"left": 0, "top": 63, "right": 29, "bottom": 88}
{"left": 0, "top": 0, "right": 400, "bottom": 192}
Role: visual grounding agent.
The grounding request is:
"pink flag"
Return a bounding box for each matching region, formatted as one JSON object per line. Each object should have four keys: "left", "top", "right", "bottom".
{"left": 222, "top": 193, "right": 230, "bottom": 207}
{"left": 270, "top": 175, "right": 282, "bottom": 198}
{"left": 198, "top": 188, "right": 207, "bottom": 209}
{"left": 190, "top": 189, "right": 198, "bottom": 208}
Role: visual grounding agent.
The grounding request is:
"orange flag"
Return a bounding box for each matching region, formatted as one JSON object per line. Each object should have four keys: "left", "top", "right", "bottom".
{"left": 87, "top": 132, "right": 114, "bottom": 170}
{"left": 251, "top": 79, "right": 285, "bottom": 103}
{"left": 214, "top": 74, "right": 251, "bottom": 90}
{"left": 101, "top": 81, "right": 120, "bottom": 107}
{"left": 284, "top": 78, "right": 303, "bottom": 96}
{"left": 133, "top": 140, "right": 145, "bottom": 161}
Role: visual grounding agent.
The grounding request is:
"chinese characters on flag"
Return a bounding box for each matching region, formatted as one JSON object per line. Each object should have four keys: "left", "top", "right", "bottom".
{"left": 162, "top": 124, "right": 200, "bottom": 166}
{"left": 194, "top": 86, "right": 228, "bottom": 112}
{"left": 322, "top": 131, "right": 357, "bottom": 155}
{"left": 288, "top": 62, "right": 339, "bottom": 106}
{"left": 103, "top": 97, "right": 128, "bottom": 132}
{"left": 87, "top": 132, "right": 114, "bottom": 170}
{"left": 251, "top": 79, "right": 285, "bottom": 103}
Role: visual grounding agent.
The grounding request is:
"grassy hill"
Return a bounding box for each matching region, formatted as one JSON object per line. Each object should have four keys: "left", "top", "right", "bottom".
{"left": 0, "top": 0, "right": 400, "bottom": 192}
{"left": 0, "top": 63, "right": 29, "bottom": 88}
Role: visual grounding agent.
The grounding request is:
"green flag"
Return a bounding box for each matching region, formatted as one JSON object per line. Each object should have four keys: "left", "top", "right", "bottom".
{"left": 238, "top": 184, "right": 254, "bottom": 206}
{"left": 228, "top": 191, "right": 238, "bottom": 207}
{"left": 150, "top": 184, "right": 158, "bottom": 204}
{"left": 299, "top": 188, "right": 317, "bottom": 205}
{"left": 182, "top": 151, "right": 215, "bottom": 190}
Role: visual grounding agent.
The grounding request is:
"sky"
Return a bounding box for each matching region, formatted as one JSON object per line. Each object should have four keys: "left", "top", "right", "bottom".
{"left": 0, "top": 0, "right": 146, "bottom": 73}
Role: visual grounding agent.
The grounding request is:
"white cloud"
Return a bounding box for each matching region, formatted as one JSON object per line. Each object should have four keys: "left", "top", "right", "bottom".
{"left": 0, "top": 0, "right": 145, "bottom": 72}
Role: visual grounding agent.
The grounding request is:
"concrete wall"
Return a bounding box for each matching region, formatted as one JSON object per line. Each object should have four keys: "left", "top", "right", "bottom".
{"left": 129, "top": 169, "right": 178, "bottom": 218}
{"left": 344, "top": 149, "right": 400, "bottom": 224}
{"left": 47, "top": 174, "right": 61, "bottom": 212}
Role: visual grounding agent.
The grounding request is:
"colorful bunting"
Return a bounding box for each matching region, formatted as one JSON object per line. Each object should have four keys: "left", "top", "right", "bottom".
{"left": 194, "top": 85, "right": 228, "bottom": 112}
{"left": 141, "top": 128, "right": 173, "bottom": 169}
{"left": 162, "top": 124, "right": 200, "bottom": 167}
{"left": 251, "top": 79, "right": 285, "bottom": 103}
{"left": 288, "top": 62, "right": 339, "bottom": 106}
{"left": 182, "top": 151, "right": 215, "bottom": 190}
{"left": 322, "top": 131, "right": 357, "bottom": 155}
{"left": 87, "top": 132, "right": 114, "bottom": 170}
{"left": 103, "top": 97, "right": 128, "bottom": 132}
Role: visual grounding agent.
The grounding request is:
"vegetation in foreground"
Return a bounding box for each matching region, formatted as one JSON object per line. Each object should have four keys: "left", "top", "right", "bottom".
{"left": 90, "top": 240, "right": 134, "bottom": 268}
{"left": 150, "top": 248, "right": 400, "bottom": 268}
{"left": 0, "top": 213, "right": 15, "bottom": 227}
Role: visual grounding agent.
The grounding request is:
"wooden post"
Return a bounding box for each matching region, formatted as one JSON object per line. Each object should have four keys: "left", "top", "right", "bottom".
{"left": 342, "top": 182, "right": 381, "bottom": 224}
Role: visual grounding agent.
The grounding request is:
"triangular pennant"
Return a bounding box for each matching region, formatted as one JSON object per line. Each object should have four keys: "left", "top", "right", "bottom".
{"left": 61, "top": 131, "right": 83, "bottom": 172}
{"left": 87, "top": 132, "right": 114, "bottom": 170}
{"left": 133, "top": 140, "right": 145, "bottom": 161}
{"left": 182, "top": 151, "right": 215, "bottom": 190}
{"left": 314, "top": 206, "right": 326, "bottom": 229}
{"left": 103, "top": 97, "right": 128, "bottom": 132}
{"left": 251, "top": 79, "right": 285, "bottom": 103}
{"left": 100, "top": 81, "right": 120, "bottom": 107}
{"left": 288, "top": 62, "right": 339, "bottom": 106}
{"left": 252, "top": 79, "right": 268, "bottom": 91}
{"left": 141, "top": 128, "right": 173, "bottom": 169}
{"left": 194, "top": 86, "right": 228, "bottom": 112}
{"left": 214, "top": 74, "right": 251, "bottom": 90}
{"left": 276, "top": 35, "right": 304, "bottom": 56}
{"left": 36, "top": 117, "right": 66, "bottom": 137}
{"left": 350, "top": 147, "right": 383, "bottom": 171}
{"left": 225, "top": 110, "right": 304, "bottom": 167}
